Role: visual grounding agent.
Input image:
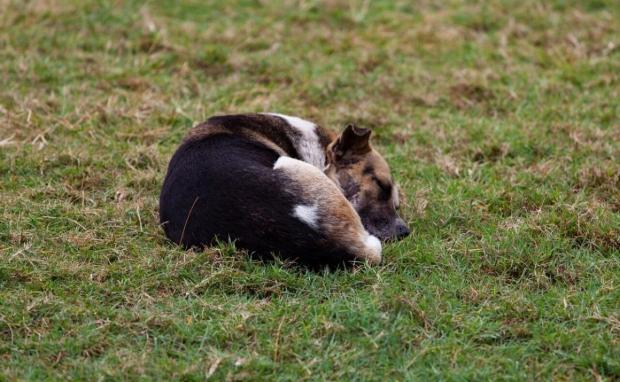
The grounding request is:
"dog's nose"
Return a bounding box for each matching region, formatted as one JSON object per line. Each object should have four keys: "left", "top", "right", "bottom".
{"left": 394, "top": 221, "right": 410, "bottom": 240}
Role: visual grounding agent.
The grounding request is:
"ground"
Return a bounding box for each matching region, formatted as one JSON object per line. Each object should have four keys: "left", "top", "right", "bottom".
{"left": 1, "top": 0, "right": 619, "bottom": 380}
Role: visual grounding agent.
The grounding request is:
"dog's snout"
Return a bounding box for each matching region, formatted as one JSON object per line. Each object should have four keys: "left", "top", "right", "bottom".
{"left": 393, "top": 218, "right": 411, "bottom": 240}
{"left": 396, "top": 223, "right": 411, "bottom": 240}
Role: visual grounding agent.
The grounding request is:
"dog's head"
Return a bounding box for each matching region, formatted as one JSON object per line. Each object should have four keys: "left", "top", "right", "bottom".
{"left": 325, "top": 125, "right": 410, "bottom": 242}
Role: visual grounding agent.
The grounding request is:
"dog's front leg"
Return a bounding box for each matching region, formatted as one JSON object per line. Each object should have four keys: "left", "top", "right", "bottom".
{"left": 273, "top": 156, "right": 382, "bottom": 264}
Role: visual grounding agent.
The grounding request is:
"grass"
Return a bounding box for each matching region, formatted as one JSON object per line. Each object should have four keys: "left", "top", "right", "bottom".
{"left": 1, "top": 0, "right": 619, "bottom": 380}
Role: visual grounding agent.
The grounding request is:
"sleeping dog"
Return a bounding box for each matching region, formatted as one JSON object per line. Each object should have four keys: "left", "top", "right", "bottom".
{"left": 159, "top": 113, "right": 409, "bottom": 265}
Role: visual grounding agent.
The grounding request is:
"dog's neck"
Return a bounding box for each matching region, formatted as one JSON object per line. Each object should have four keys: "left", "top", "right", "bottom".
{"left": 261, "top": 113, "right": 335, "bottom": 170}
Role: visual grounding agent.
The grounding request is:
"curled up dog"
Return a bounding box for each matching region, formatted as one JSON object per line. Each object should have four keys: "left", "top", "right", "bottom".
{"left": 159, "top": 113, "right": 410, "bottom": 265}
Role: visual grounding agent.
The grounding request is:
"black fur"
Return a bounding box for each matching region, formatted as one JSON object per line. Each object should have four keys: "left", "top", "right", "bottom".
{"left": 159, "top": 134, "right": 356, "bottom": 265}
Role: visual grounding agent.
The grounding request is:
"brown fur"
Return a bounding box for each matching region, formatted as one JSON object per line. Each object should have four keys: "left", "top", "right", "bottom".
{"left": 187, "top": 114, "right": 298, "bottom": 156}
{"left": 185, "top": 120, "right": 289, "bottom": 157}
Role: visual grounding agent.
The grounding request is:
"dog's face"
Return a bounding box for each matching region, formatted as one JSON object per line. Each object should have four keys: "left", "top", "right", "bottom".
{"left": 325, "top": 125, "right": 410, "bottom": 241}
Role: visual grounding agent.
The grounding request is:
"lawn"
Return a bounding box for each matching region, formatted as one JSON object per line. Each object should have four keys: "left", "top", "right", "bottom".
{"left": 1, "top": 0, "right": 619, "bottom": 380}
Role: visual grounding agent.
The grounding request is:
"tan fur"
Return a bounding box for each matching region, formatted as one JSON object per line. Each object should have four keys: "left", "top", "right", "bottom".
{"left": 326, "top": 147, "right": 395, "bottom": 203}
{"left": 242, "top": 129, "right": 289, "bottom": 157}
{"left": 184, "top": 122, "right": 288, "bottom": 157}
{"left": 184, "top": 123, "right": 231, "bottom": 142}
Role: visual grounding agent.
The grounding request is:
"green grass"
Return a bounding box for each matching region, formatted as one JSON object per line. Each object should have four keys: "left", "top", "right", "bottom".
{"left": 1, "top": 0, "right": 619, "bottom": 380}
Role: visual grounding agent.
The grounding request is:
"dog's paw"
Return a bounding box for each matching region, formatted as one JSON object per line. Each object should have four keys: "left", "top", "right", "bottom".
{"left": 362, "top": 234, "right": 382, "bottom": 265}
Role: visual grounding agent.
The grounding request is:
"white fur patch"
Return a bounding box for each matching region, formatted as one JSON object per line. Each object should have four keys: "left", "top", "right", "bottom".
{"left": 365, "top": 234, "right": 382, "bottom": 256}
{"left": 264, "top": 113, "right": 325, "bottom": 169}
{"left": 273, "top": 155, "right": 324, "bottom": 177}
{"left": 293, "top": 204, "right": 319, "bottom": 229}
{"left": 274, "top": 155, "right": 300, "bottom": 170}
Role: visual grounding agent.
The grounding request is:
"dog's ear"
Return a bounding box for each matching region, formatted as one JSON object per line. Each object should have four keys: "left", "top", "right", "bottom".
{"left": 330, "top": 124, "right": 372, "bottom": 163}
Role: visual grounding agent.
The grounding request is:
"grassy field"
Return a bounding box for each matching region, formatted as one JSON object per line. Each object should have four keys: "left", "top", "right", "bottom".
{"left": 1, "top": 0, "right": 619, "bottom": 380}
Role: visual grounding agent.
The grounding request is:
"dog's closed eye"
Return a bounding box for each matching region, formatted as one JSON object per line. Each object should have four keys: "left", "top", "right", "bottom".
{"left": 372, "top": 176, "right": 393, "bottom": 201}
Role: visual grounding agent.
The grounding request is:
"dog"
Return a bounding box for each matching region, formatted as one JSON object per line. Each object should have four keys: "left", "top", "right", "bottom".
{"left": 159, "top": 113, "right": 409, "bottom": 265}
